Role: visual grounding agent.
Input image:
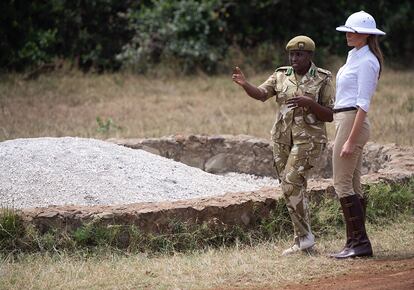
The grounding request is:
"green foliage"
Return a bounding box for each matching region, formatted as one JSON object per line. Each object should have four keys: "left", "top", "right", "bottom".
{"left": 258, "top": 199, "right": 292, "bottom": 239}
{"left": 310, "top": 197, "right": 343, "bottom": 236}
{"left": 0, "top": 0, "right": 139, "bottom": 72}
{"left": 18, "top": 29, "right": 58, "bottom": 66}
{"left": 96, "top": 116, "right": 121, "bottom": 133}
{"left": 117, "top": 0, "right": 228, "bottom": 73}
{"left": 1, "top": 1, "right": 413, "bottom": 72}
{"left": 0, "top": 208, "right": 25, "bottom": 251}
{"left": 73, "top": 223, "right": 118, "bottom": 247}
{"left": 365, "top": 179, "right": 414, "bottom": 222}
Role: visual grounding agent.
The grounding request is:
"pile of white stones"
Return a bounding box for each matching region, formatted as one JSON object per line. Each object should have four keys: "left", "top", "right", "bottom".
{"left": 0, "top": 137, "right": 278, "bottom": 209}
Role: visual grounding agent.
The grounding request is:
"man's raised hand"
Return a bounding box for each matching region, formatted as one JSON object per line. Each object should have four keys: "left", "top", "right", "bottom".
{"left": 232, "top": 66, "right": 246, "bottom": 86}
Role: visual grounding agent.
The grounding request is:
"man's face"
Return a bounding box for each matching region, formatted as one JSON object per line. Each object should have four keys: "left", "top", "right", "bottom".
{"left": 288, "top": 50, "right": 312, "bottom": 74}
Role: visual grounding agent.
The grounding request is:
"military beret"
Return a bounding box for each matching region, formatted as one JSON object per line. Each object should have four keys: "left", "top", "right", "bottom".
{"left": 285, "top": 35, "right": 315, "bottom": 52}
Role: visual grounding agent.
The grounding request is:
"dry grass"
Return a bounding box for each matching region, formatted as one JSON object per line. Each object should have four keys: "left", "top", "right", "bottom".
{"left": 1, "top": 219, "right": 413, "bottom": 289}
{"left": 0, "top": 68, "right": 413, "bottom": 289}
{"left": 1, "top": 68, "right": 412, "bottom": 145}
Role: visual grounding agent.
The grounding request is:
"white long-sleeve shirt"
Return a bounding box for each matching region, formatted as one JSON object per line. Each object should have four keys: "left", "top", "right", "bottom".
{"left": 335, "top": 45, "right": 380, "bottom": 112}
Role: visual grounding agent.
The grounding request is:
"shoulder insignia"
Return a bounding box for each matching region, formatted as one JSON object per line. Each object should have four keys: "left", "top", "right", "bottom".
{"left": 310, "top": 68, "right": 316, "bottom": 77}
{"left": 316, "top": 67, "right": 332, "bottom": 76}
{"left": 275, "top": 66, "right": 293, "bottom": 76}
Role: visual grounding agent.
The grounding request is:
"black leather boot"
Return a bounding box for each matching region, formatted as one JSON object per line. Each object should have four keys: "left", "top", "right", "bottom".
{"left": 333, "top": 195, "right": 372, "bottom": 259}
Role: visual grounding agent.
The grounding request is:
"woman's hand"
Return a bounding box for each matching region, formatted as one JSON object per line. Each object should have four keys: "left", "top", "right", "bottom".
{"left": 232, "top": 67, "right": 247, "bottom": 87}
{"left": 340, "top": 140, "right": 356, "bottom": 157}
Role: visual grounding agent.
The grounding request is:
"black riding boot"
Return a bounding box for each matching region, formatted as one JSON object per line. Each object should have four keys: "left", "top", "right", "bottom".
{"left": 333, "top": 195, "right": 372, "bottom": 259}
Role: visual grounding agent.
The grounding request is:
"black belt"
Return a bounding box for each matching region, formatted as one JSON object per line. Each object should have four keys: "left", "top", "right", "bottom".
{"left": 333, "top": 107, "right": 357, "bottom": 113}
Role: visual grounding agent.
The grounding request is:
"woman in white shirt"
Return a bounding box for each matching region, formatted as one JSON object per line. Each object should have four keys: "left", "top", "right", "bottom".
{"left": 331, "top": 11, "right": 385, "bottom": 259}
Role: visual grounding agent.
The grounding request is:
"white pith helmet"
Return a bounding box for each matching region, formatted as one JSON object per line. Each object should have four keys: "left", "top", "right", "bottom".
{"left": 336, "top": 11, "right": 386, "bottom": 35}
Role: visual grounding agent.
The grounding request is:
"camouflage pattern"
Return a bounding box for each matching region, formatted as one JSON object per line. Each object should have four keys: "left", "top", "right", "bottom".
{"left": 259, "top": 62, "right": 335, "bottom": 145}
{"left": 274, "top": 142, "right": 325, "bottom": 239}
{"left": 261, "top": 62, "right": 334, "bottom": 239}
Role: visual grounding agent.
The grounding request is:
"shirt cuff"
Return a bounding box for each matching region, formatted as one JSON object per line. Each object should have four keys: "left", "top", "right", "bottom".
{"left": 356, "top": 101, "right": 369, "bottom": 112}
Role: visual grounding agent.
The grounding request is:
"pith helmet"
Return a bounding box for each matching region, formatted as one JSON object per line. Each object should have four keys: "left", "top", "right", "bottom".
{"left": 285, "top": 35, "right": 315, "bottom": 52}
{"left": 336, "top": 11, "right": 386, "bottom": 35}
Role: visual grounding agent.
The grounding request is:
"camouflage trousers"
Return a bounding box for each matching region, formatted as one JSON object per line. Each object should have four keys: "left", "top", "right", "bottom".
{"left": 273, "top": 142, "right": 325, "bottom": 240}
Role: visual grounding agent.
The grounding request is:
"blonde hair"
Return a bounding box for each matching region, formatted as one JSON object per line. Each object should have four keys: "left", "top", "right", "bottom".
{"left": 367, "top": 35, "right": 384, "bottom": 78}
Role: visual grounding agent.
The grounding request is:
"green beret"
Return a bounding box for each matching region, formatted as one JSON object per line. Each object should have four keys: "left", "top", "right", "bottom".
{"left": 285, "top": 35, "right": 315, "bottom": 52}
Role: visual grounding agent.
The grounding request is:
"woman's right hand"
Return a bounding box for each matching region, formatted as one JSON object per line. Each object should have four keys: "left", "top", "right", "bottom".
{"left": 232, "top": 67, "right": 246, "bottom": 87}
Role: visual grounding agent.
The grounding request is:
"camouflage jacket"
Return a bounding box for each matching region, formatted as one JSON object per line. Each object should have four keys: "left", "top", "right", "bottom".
{"left": 259, "top": 62, "right": 335, "bottom": 145}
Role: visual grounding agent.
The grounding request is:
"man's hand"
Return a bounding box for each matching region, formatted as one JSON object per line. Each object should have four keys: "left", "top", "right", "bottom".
{"left": 232, "top": 67, "right": 247, "bottom": 87}
{"left": 286, "top": 94, "right": 315, "bottom": 109}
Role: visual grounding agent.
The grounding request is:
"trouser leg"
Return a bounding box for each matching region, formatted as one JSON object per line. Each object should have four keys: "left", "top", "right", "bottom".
{"left": 332, "top": 111, "right": 371, "bottom": 252}
{"left": 273, "top": 143, "right": 300, "bottom": 240}
{"left": 279, "top": 143, "right": 323, "bottom": 239}
{"left": 333, "top": 111, "right": 370, "bottom": 198}
{"left": 352, "top": 151, "right": 364, "bottom": 199}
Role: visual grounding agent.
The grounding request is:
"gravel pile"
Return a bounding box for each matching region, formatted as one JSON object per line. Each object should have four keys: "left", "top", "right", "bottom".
{"left": 0, "top": 137, "right": 279, "bottom": 209}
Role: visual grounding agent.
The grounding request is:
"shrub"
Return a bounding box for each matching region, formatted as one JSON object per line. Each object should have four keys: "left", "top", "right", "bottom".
{"left": 116, "top": 0, "right": 228, "bottom": 74}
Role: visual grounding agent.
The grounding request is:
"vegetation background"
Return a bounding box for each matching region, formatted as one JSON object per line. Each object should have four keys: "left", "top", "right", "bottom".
{"left": 1, "top": 0, "right": 413, "bottom": 74}
{"left": 1, "top": 1, "right": 414, "bottom": 289}
{"left": 1, "top": 0, "right": 413, "bottom": 145}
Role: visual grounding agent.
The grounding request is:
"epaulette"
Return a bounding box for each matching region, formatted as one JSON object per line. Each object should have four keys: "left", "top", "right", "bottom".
{"left": 275, "top": 66, "right": 293, "bottom": 76}
{"left": 316, "top": 67, "right": 332, "bottom": 76}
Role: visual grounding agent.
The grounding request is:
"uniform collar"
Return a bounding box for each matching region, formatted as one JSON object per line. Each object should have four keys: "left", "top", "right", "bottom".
{"left": 289, "top": 62, "right": 317, "bottom": 85}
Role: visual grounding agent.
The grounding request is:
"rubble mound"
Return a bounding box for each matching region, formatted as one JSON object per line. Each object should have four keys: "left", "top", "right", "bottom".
{"left": 1, "top": 135, "right": 412, "bottom": 233}
{"left": 0, "top": 137, "right": 278, "bottom": 209}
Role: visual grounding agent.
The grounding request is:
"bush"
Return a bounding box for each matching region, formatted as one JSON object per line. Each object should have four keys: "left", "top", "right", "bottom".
{"left": 366, "top": 179, "right": 414, "bottom": 221}
{"left": 117, "top": 0, "right": 228, "bottom": 73}
{"left": 0, "top": 208, "right": 25, "bottom": 252}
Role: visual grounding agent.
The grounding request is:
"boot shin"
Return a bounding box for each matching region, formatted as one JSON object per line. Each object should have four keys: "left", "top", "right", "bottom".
{"left": 333, "top": 195, "right": 372, "bottom": 259}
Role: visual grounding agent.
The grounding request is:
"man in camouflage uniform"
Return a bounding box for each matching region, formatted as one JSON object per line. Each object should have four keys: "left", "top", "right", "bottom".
{"left": 232, "top": 35, "right": 334, "bottom": 255}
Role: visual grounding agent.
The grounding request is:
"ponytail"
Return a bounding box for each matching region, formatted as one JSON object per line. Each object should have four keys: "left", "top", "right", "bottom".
{"left": 367, "top": 35, "right": 384, "bottom": 78}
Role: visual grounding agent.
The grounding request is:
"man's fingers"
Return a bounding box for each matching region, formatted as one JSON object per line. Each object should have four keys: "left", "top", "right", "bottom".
{"left": 233, "top": 66, "right": 241, "bottom": 74}
{"left": 288, "top": 97, "right": 299, "bottom": 101}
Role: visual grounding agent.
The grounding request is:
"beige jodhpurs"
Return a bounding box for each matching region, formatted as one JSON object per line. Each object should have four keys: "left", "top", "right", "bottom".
{"left": 333, "top": 111, "right": 370, "bottom": 198}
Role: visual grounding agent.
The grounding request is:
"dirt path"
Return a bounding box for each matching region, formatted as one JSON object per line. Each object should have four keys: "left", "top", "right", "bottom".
{"left": 279, "top": 257, "right": 414, "bottom": 290}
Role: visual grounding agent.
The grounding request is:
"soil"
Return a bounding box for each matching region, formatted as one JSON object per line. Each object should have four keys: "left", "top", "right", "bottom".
{"left": 278, "top": 257, "right": 414, "bottom": 290}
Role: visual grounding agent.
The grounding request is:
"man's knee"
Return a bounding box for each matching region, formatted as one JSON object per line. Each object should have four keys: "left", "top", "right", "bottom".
{"left": 281, "top": 181, "right": 295, "bottom": 198}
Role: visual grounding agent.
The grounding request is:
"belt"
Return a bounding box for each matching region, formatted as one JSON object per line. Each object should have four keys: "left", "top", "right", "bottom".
{"left": 333, "top": 107, "right": 357, "bottom": 114}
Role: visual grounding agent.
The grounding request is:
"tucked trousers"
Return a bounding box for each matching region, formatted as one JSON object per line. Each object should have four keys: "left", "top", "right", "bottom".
{"left": 333, "top": 111, "right": 370, "bottom": 198}
{"left": 273, "top": 142, "right": 324, "bottom": 240}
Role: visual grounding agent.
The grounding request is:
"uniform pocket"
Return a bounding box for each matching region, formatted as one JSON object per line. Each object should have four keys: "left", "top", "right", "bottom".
{"left": 302, "top": 89, "right": 321, "bottom": 125}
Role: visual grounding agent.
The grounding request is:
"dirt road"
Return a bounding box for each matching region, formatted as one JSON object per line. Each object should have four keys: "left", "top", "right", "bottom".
{"left": 279, "top": 257, "right": 414, "bottom": 290}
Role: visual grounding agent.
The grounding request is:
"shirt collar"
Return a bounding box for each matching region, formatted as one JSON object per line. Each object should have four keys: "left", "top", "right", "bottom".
{"left": 349, "top": 45, "right": 370, "bottom": 59}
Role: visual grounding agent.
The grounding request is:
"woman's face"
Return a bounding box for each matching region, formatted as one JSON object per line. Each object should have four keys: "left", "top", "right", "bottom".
{"left": 346, "top": 32, "right": 369, "bottom": 49}
{"left": 288, "top": 50, "right": 312, "bottom": 75}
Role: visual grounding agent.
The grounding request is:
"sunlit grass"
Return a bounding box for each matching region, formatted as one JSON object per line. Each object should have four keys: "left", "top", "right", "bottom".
{"left": 1, "top": 68, "right": 412, "bottom": 145}
{"left": 0, "top": 218, "right": 412, "bottom": 289}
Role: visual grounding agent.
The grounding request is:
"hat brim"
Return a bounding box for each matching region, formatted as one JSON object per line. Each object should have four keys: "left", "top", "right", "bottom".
{"left": 336, "top": 25, "right": 386, "bottom": 35}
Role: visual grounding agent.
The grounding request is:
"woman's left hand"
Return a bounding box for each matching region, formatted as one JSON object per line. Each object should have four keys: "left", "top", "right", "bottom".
{"left": 340, "top": 140, "right": 356, "bottom": 157}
